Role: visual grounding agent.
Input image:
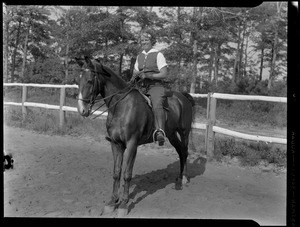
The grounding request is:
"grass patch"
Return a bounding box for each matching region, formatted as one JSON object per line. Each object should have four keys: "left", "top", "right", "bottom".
{"left": 216, "top": 100, "right": 287, "bottom": 127}
{"left": 4, "top": 106, "right": 60, "bottom": 134}
{"left": 214, "top": 137, "right": 286, "bottom": 167}
{"left": 62, "top": 112, "right": 107, "bottom": 142}
{"left": 4, "top": 105, "right": 107, "bottom": 141}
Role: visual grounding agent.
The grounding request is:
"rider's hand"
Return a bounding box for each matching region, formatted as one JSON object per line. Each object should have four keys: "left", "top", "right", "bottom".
{"left": 130, "top": 71, "right": 143, "bottom": 83}
{"left": 139, "top": 72, "right": 146, "bottom": 79}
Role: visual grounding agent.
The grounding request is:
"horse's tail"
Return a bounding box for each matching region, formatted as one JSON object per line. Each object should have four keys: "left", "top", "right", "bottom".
{"left": 181, "top": 92, "right": 196, "bottom": 122}
{"left": 181, "top": 92, "right": 197, "bottom": 153}
{"left": 181, "top": 92, "right": 195, "bottom": 107}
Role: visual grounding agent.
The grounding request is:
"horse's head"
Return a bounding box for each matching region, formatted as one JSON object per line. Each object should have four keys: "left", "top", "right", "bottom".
{"left": 75, "top": 56, "right": 106, "bottom": 117}
{"left": 75, "top": 56, "right": 128, "bottom": 117}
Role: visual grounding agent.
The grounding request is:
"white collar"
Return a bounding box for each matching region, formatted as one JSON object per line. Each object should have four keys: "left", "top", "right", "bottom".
{"left": 142, "top": 49, "right": 159, "bottom": 55}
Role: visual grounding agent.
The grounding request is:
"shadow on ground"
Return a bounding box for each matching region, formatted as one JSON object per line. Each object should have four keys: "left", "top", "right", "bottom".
{"left": 128, "top": 156, "right": 207, "bottom": 212}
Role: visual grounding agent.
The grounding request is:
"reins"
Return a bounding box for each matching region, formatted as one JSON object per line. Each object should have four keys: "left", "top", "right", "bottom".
{"left": 90, "top": 84, "right": 136, "bottom": 119}
{"left": 76, "top": 67, "right": 142, "bottom": 119}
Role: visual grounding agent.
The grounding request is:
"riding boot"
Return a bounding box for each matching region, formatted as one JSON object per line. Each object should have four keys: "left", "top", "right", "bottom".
{"left": 154, "top": 108, "right": 166, "bottom": 146}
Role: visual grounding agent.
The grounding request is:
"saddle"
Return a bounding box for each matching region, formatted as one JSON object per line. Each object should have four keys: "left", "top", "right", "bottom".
{"left": 136, "top": 88, "right": 172, "bottom": 111}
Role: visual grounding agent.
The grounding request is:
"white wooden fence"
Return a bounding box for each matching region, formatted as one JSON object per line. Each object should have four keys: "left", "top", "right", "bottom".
{"left": 3, "top": 83, "right": 287, "bottom": 158}
{"left": 204, "top": 93, "right": 287, "bottom": 157}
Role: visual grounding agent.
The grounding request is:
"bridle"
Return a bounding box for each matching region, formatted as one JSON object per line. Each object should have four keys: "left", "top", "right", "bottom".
{"left": 77, "top": 66, "right": 102, "bottom": 114}
{"left": 77, "top": 63, "right": 140, "bottom": 119}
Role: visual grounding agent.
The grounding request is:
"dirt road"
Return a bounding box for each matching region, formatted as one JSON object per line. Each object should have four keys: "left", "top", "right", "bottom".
{"left": 4, "top": 126, "right": 286, "bottom": 225}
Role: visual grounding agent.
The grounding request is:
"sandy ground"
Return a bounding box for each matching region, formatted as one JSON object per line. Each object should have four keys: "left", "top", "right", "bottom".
{"left": 3, "top": 126, "right": 286, "bottom": 225}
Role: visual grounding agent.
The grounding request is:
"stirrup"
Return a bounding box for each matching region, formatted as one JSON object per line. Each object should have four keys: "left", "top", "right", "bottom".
{"left": 153, "top": 129, "right": 166, "bottom": 144}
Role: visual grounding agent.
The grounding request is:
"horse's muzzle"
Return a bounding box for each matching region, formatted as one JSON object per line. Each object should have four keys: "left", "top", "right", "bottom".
{"left": 77, "top": 102, "right": 90, "bottom": 117}
{"left": 80, "top": 108, "right": 90, "bottom": 117}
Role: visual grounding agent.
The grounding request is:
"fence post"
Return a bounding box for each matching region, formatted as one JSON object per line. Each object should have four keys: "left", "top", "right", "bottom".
{"left": 22, "top": 85, "right": 28, "bottom": 119}
{"left": 205, "top": 93, "right": 217, "bottom": 159}
{"left": 59, "top": 87, "right": 66, "bottom": 129}
{"left": 205, "top": 93, "right": 210, "bottom": 152}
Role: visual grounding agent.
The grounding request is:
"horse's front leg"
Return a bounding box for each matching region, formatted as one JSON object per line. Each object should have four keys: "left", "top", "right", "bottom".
{"left": 103, "top": 142, "right": 125, "bottom": 215}
{"left": 117, "top": 139, "right": 138, "bottom": 217}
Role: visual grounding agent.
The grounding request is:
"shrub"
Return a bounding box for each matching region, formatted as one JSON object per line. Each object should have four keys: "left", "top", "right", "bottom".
{"left": 240, "top": 148, "right": 261, "bottom": 166}
{"left": 214, "top": 137, "right": 286, "bottom": 167}
{"left": 261, "top": 146, "right": 286, "bottom": 166}
{"left": 249, "top": 80, "right": 269, "bottom": 96}
{"left": 268, "top": 81, "right": 287, "bottom": 97}
{"left": 4, "top": 108, "right": 23, "bottom": 126}
{"left": 214, "top": 138, "right": 240, "bottom": 161}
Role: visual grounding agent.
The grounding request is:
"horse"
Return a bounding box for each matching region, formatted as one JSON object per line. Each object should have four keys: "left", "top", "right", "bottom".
{"left": 75, "top": 56, "right": 195, "bottom": 217}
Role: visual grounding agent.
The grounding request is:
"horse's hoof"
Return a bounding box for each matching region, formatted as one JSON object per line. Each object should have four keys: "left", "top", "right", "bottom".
{"left": 174, "top": 182, "right": 183, "bottom": 190}
{"left": 182, "top": 176, "right": 189, "bottom": 185}
{"left": 117, "top": 207, "right": 128, "bottom": 217}
{"left": 102, "top": 205, "right": 115, "bottom": 215}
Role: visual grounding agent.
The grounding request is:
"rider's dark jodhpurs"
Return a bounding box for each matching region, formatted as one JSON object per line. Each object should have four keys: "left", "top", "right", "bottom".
{"left": 145, "top": 82, "right": 166, "bottom": 134}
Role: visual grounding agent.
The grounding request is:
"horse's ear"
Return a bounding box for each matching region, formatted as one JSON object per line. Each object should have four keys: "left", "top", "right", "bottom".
{"left": 101, "top": 65, "right": 112, "bottom": 78}
{"left": 84, "top": 56, "right": 94, "bottom": 68}
{"left": 75, "top": 57, "right": 84, "bottom": 68}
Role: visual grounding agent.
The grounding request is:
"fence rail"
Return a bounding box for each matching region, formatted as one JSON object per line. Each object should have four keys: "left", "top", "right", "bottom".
{"left": 212, "top": 126, "right": 286, "bottom": 144}
{"left": 211, "top": 92, "right": 287, "bottom": 103}
{"left": 4, "top": 83, "right": 287, "bottom": 158}
{"left": 4, "top": 83, "right": 78, "bottom": 88}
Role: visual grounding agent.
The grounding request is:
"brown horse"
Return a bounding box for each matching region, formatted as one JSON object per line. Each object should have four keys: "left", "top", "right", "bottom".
{"left": 75, "top": 56, "right": 195, "bottom": 217}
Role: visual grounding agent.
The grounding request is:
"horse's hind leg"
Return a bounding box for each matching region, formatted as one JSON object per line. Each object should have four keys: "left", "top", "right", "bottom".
{"left": 103, "top": 142, "right": 125, "bottom": 215}
{"left": 169, "top": 131, "right": 189, "bottom": 189}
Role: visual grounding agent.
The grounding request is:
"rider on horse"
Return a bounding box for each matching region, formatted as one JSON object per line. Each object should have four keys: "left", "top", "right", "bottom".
{"left": 132, "top": 30, "right": 168, "bottom": 146}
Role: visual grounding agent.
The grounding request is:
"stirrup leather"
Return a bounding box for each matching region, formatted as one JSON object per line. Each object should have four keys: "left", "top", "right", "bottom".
{"left": 152, "top": 129, "right": 166, "bottom": 143}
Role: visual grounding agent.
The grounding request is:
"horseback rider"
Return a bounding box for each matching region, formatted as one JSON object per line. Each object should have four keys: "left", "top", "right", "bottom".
{"left": 132, "top": 30, "right": 168, "bottom": 146}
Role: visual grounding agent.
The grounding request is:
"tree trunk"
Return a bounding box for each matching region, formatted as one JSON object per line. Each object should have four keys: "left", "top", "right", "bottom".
{"left": 119, "top": 53, "right": 123, "bottom": 76}
{"left": 177, "top": 6, "right": 181, "bottom": 22}
{"left": 214, "top": 44, "right": 221, "bottom": 87}
{"left": 64, "top": 43, "right": 69, "bottom": 84}
{"left": 208, "top": 46, "right": 214, "bottom": 83}
{"left": 268, "top": 2, "right": 283, "bottom": 90}
{"left": 10, "top": 19, "right": 22, "bottom": 83}
{"left": 199, "top": 72, "right": 203, "bottom": 90}
{"left": 189, "top": 7, "right": 198, "bottom": 94}
{"left": 232, "top": 21, "right": 242, "bottom": 85}
{"left": 177, "top": 7, "right": 182, "bottom": 69}
{"left": 190, "top": 39, "right": 197, "bottom": 94}
{"left": 244, "top": 32, "right": 249, "bottom": 78}
{"left": 3, "top": 4, "right": 9, "bottom": 83}
{"left": 64, "top": 14, "right": 71, "bottom": 84}
{"left": 268, "top": 29, "right": 278, "bottom": 89}
{"left": 259, "top": 48, "right": 264, "bottom": 81}
{"left": 21, "top": 24, "right": 30, "bottom": 82}
{"left": 104, "top": 38, "right": 108, "bottom": 63}
{"left": 239, "top": 19, "right": 247, "bottom": 78}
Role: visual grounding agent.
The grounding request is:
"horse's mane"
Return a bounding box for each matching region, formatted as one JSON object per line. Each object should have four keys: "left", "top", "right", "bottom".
{"left": 93, "top": 60, "right": 127, "bottom": 88}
